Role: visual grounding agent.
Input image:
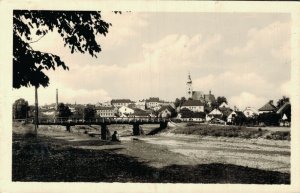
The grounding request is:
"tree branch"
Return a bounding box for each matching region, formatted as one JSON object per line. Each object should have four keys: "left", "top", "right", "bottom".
{"left": 28, "top": 34, "right": 46, "bottom": 44}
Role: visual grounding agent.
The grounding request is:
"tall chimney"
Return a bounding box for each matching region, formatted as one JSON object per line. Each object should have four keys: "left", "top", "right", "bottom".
{"left": 56, "top": 89, "right": 58, "bottom": 110}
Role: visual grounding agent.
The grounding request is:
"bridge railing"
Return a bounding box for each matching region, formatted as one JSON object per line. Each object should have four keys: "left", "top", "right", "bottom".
{"left": 16, "top": 116, "right": 170, "bottom": 124}
{"left": 39, "top": 117, "right": 168, "bottom": 124}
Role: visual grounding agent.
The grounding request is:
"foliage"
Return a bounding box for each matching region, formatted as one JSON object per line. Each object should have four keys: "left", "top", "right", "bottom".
{"left": 13, "top": 10, "right": 111, "bottom": 88}
{"left": 172, "top": 124, "right": 289, "bottom": 141}
{"left": 13, "top": 98, "right": 29, "bottom": 119}
{"left": 174, "top": 97, "right": 187, "bottom": 108}
{"left": 217, "top": 96, "right": 227, "bottom": 105}
{"left": 257, "top": 113, "right": 280, "bottom": 126}
{"left": 83, "top": 105, "right": 96, "bottom": 120}
{"left": 211, "top": 96, "right": 228, "bottom": 108}
{"left": 57, "top": 103, "right": 72, "bottom": 118}
{"left": 276, "top": 96, "right": 290, "bottom": 108}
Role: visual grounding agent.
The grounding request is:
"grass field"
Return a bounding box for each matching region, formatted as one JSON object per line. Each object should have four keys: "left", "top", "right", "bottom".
{"left": 171, "top": 123, "right": 290, "bottom": 140}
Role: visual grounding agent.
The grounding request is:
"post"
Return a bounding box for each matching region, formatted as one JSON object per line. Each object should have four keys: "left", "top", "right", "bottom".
{"left": 133, "top": 124, "right": 141, "bottom": 136}
{"left": 34, "top": 86, "right": 39, "bottom": 134}
{"left": 66, "top": 125, "right": 71, "bottom": 132}
{"left": 101, "top": 124, "right": 108, "bottom": 140}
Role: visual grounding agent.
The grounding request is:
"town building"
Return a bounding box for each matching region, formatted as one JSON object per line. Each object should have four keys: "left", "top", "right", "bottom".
{"left": 96, "top": 101, "right": 112, "bottom": 107}
{"left": 146, "top": 97, "right": 160, "bottom": 109}
{"left": 208, "top": 108, "right": 223, "bottom": 119}
{"left": 111, "top": 99, "right": 134, "bottom": 108}
{"left": 96, "top": 106, "right": 115, "bottom": 117}
{"left": 157, "top": 105, "right": 175, "bottom": 118}
{"left": 243, "top": 107, "right": 259, "bottom": 118}
{"left": 258, "top": 100, "right": 277, "bottom": 114}
{"left": 135, "top": 100, "right": 146, "bottom": 110}
{"left": 180, "top": 100, "right": 204, "bottom": 112}
{"left": 177, "top": 108, "right": 206, "bottom": 122}
{"left": 129, "top": 108, "right": 151, "bottom": 118}
{"left": 227, "top": 111, "right": 246, "bottom": 123}
{"left": 276, "top": 102, "right": 291, "bottom": 127}
{"left": 219, "top": 102, "right": 229, "bottom": 108}
{"left": 118, "top": 106, "right": 134, "bottom": 117}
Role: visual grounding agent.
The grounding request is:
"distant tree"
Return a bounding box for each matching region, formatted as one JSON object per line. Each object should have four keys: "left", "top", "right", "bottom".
{"left": 174, "top": 97, "right": 187, "bottom": 108}
{"left": 217, "top": 96, "right": 228, "bottom": 105}
{"left": 57, "top": 103, "right": 72, "bottom": 118}
{"left": 13, "top": 98, "right": 29, "bottom": 119}
{"left": 174, "top": 98, "right": 181, "bottom": 108}
{"left": 211, "top": 101, "right": 219, "bottom": 109}
{"left": 244, "top": 114, "right": 258, "bottom": 126}
{"left": 211, "top": 96, "right": 228, "bottom": 109}
{"left": 257, "top": 113, "right": 280, "bottom": 126}
{"left": 13, "top": 10, "right": 111, "bottom": 89}
{"left": 83, "top": 105, "right": 96, "bottom": 120}
{"left": 276, "top": 96, "right": 290, "bottom": 108}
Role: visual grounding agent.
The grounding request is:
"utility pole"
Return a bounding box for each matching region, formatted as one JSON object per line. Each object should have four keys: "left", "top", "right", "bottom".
{"left": 55, "top": 88, "right": 58, "bottom": 120}
{"left": 34, "top": 86, "right": 39, "bottom": 134}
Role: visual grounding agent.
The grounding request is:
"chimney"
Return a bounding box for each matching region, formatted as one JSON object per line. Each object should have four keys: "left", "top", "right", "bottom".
{"left": 209, "top": 90, "right": 211, "bottom": 95}
{"left": 56, "top": 89, "right": 58, "bottom": 110}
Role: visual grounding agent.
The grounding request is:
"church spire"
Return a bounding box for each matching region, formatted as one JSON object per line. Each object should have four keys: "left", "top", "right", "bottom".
{"left": 187, "top": 72, "right": 192, "bottom": 84}
{"left": 186, "top": 72, "right": 193, "bottom": 99}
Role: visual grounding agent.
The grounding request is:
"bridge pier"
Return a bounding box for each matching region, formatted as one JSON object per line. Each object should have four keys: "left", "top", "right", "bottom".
{"left": 66, "top": 125, "right": 71, "bottom": 132}
{"left": 101, "top": 124, "right": 110, "bottom": 140}
{"left": 160, "top": 122, "right": 168, "bottom": 130}
{"left": 132, "top": 124, "right": 144, "bottom": 136}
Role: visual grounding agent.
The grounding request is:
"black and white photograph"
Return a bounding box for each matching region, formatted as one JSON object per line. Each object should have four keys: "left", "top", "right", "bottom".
{"left": 0, "top": 1, "right": 300, "bottom": 193}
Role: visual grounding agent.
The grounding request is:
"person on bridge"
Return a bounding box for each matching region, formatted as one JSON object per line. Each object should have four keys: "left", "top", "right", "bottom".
{"left": 111, "top": 131, "right": 120, "bottom": 142}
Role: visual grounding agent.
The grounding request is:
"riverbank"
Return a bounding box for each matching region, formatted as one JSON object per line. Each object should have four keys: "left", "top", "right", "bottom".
{"left": 12, "top": 123, "right": 290, "bottom": 183}
{"left": 167, "top": 122, "right": 290, "bottom": 140}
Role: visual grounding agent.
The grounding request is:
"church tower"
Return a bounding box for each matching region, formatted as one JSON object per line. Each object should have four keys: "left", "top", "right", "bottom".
{"left": 186, "top": 73, "right": 193, "bottom": 99}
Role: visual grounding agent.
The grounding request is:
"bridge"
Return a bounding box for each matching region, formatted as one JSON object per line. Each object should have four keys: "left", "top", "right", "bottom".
{"left": 17, "top": 117, "right": 169, "bottom": 140}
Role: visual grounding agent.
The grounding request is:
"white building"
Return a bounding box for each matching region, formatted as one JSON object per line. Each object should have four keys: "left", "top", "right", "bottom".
{"left": 135, "top": 100, "right": 146, "bottom": 110}
{"left": 146, "top": 97, "right": 160, "bottom": 109}
{"left": 111, "top": 99, "right": 134, "bottom": 108}
{"left": 243, "top": 107, "right": 259, "bottom": 118}
{"left": 219, "top": 102, "right": 229, "bottom": 108}
{"left": 180, "top": 100, "right": 204, "bottom": 112}
{"left": 118, "top": 106, "right": 134, "bottom": 117}
{"left": 227, "top": 111, "right": 245, "bottom": 123}
{"left": 96, "top": 106, "right": 115, "bottom": 117}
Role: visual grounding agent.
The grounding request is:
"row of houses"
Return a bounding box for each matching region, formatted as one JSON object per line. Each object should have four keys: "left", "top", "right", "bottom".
{"left": 38, "top": 95, "right": 290, "bottom": 126}
{"left": 176, "top": 99, "right": 291, "bottom": 126}
{"left": 95, "top": 104, "right": 175, "bottom": 118}
{"left": 96, "top": 97, "right": 174, "bottom": 111}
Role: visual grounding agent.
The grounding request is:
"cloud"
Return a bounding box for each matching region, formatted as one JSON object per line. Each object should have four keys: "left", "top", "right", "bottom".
{"left": 224, "top": 21, "right": 290, "bottom": 63}
{"left": 13, "top": 13, "right": 291, "bottom": 108}
{"left": 229, "top": 92, "right": 266, "bottom": 110}
{"left": 12, "top": 81, "right": 111, "bottom": 105}
{"left": 279, "top": 80, "right": 291, "bottom": 97}
{"left": 99, "top": 12, "right": 148, "bottom": 47}
{"left": 142, "top": 33, "right": 222, "bottom": 71}
{"left": 193, "top": 71, "right": 275, "bottom": 97}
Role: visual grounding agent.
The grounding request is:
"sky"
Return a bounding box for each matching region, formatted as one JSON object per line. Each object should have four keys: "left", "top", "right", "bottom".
{"left": 12, "top": 12, "right": 291, "bottom": 109}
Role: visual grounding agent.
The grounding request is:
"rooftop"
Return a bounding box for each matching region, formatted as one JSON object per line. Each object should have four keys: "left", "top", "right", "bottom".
{"left": 111, "top": 99, "right": 133, "bottom": 103}
{"left": 146, "top": 97, "right": 160, "bottom": 102}
{"left": 258, "top": 101, "right": 276, "bottom": 112}
{"left": 181, "top": 100, "right": 204, "bottom": 107}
